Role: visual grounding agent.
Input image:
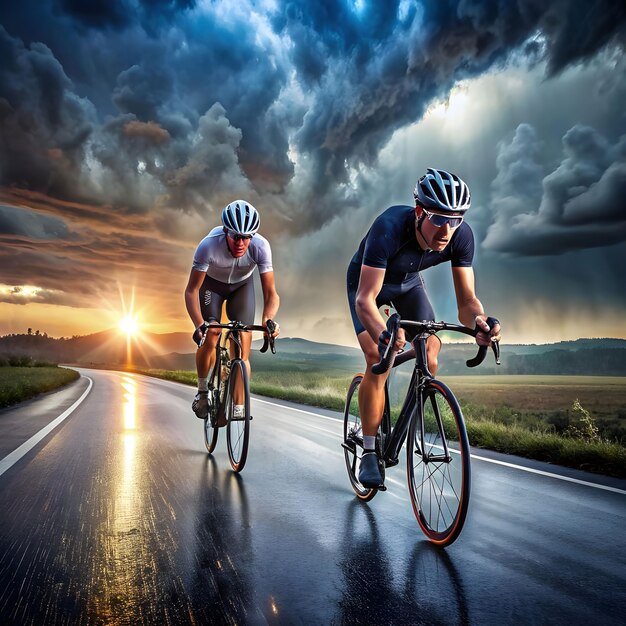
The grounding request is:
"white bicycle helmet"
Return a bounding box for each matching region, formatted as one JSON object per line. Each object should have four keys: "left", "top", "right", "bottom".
{"left": 413, "top": 168, "right": 471, "bottom": 214}
{"left": 221, "top": 200, "right": 260, "bottom": 235}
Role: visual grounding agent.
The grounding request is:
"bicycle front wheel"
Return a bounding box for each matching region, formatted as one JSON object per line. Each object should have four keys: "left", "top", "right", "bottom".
{"left": 343, "top": 374, "right": 377, "bottom": 502}
{"left": 203, "top": 386, "right": 219, "bottom": 454}
{"left": 203, "top": 345, "right": 222, "bottom": 454}
{"left": 226, "top": 359, "right": 250, "bottom": 472}
{"left": 407, "top": 380, "right": 471, "bottom": 546}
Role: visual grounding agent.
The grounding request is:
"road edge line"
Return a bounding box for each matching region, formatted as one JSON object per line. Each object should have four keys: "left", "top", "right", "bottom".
{"left": 0, "top": 375, "right": 93, "bottom": 478}
{"left": 108, "top": 376, "right": 626, "bottom": 496}
{"left": 252, "top": 396, "right": 626, "bottom": 496}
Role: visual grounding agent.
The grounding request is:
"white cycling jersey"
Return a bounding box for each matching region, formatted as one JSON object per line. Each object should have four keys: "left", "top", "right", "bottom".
{"left": 192, "top": 227, "right": 273, "bottom": 284}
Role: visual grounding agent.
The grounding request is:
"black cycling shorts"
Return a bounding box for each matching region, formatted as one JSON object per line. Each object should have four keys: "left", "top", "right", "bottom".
{"left": 199, "top": 274, "right": 255, "bottom": 325}
{"left": 346, "top": 262, "right": 435, "bottom": 338}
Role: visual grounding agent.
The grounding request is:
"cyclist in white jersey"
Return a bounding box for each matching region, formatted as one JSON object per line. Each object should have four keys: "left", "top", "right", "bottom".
{"left": 184, "top": 200, "right": 280, "bottom": 420}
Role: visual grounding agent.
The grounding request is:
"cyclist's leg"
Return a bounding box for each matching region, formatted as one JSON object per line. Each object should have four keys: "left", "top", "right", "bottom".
{"left": 347, "top": 263, "right": 394, "bottom": 487}
{"left": 225, "top": 276, "right": 255, "bottom": 407}
{"left": 198, "top": 276, "right": 225, "bottom": 377}
{"left": 193, "top": 277, "right": 226, "bottom": 417}
{"left": 347, "top": 262, "right": 391, "bottom": 438}
{"left": 393, "top": 276, "right": 441, "bottom": 374}
{"left": 356, "top": 330, "right": 392, "bottom": 437}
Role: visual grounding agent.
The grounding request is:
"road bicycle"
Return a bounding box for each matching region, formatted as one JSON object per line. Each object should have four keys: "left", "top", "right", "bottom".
{"left": 342, "top": 314, "right": 500, "bottom": 546}
{"left": 202, "top": 320, "right": 276, "bottom": 472}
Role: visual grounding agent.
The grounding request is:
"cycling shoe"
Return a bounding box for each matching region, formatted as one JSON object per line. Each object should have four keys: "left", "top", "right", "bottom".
{"left": 192, "top": 391, "right": 209, "bottom": 419}
{"left": 358, "top": 451, "right": 385, "bottom": 489}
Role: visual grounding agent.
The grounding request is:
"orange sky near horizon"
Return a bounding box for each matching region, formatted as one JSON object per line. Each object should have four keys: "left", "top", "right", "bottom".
{"left": 3, "top": 295, "right": 626, "bottom": 347}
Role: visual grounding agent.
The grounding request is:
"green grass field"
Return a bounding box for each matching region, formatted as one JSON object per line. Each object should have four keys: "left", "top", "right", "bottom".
{"left": 99, "top": 364, "right": 626, "bottom": 478}
{"left": 0, "top": 366, "right": 80, "bottom": 408}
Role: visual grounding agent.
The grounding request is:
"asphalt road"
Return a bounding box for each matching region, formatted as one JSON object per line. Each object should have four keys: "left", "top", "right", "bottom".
{"left": 0, "top": 368, "right": 624, "bottom": 625}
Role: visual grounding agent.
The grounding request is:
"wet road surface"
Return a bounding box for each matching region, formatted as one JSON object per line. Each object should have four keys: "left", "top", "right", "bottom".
{"left": 0, "top": 368, "right": 625, "bottom": 625}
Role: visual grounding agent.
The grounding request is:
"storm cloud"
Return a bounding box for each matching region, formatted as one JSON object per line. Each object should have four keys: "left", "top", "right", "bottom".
{"left": 483, "top": 124, "right": 626, "bottom": 255}
{"left": 2, "top": 0, "right": 625, "bottom": 233}
{"left": 1, "top": 1, "right": 626, "bottom": 341}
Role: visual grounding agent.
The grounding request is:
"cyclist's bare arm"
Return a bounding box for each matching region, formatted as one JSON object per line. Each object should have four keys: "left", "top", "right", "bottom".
{"left": 184, "top": 269, "right": 207, "bottom": 328}
{"left": 260, "top": 271, "right": 280, "bottom": 336}
{"left": 452, "top": 266, "right": 501, "bottom": 345}
{"left": 355, "top": 265, "right": 405, "bottom": 351}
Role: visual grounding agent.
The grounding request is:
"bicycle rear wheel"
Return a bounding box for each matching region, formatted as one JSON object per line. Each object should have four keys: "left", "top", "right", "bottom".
{"left": 343, "top": 375, "right": 378, "bottom": 502}
{"left": 407, "top": 379, "right": 471, "bottom": 546}
{"left": 226, "top": 359, "right": 250, "bottom": 472}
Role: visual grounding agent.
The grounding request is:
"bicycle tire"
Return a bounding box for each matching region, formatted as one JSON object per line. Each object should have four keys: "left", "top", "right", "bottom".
{"left": 203, "top": 345, "right": 222, "bottom": 454}
{"left": 406, "top": 379, "right": 471, "bottom": 546}
{"left": 343, "top": 375, "right": 378, "bottom": 502}
{"left": 226, "top": 359, "right": 250, "bottom": 472}
{"left": 203, "top": 389, "right": 219, "bottom": 453}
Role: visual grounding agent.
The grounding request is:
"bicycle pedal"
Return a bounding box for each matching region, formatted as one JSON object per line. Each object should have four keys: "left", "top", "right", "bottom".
{"left": 377, "top": 484, "right": 387, "bottom": 492}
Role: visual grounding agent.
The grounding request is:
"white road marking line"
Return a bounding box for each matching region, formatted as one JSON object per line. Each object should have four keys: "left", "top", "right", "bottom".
{"left": 0, "top": 376, "right": 93, "bottom": 478}
{"left": 468, "top": 453, "right": 626, "bottom": 495}
{"left": 252, "top": 397, "right": 626, "bottom": 496}
{"left": 112, "top": 376, "right": 626, "bottom": 496}
{"left": 253, "top": 396, "right": 342, "bottom": 423}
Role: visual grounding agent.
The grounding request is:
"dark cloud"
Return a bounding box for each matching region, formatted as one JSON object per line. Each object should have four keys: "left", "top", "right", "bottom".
{"left": 1, "top": 0, "right": 626, "bottom": 342}
{"left": 113, "top": 62, "right": 175, "bottom": 120}
{"left": 0, "top": 208, "right": 189, "bottom": 310}
{"left": 2, "top": 0, "right": 625, "bottom": 237}
{"left": 483, "top": 124, "right": 626, "bottom": 256}
{"left": 55, "top": 0, "right": 197, "bottom": 33}
{"left": 55, "top": 0, "right": 135, "bottom": 30}
{"left": 275, "top": 0, "right": 626, "bottom": 227}
{"left": 0, "top": 204, "right": 72, "bottom": 239}
{"left": 0, "top": 26, "right": 95, "bottom": 199}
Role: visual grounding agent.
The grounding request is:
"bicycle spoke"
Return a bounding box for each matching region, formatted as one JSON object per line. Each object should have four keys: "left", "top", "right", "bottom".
{"left": 226, "top": 360, "right": 250, "bottom": 472}
{"left": 407, "top": 381, "right": 470, "bottom": 545}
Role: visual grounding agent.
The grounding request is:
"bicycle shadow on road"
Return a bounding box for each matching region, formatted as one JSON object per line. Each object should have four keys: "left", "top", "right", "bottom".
{"left": 181, "top": 455, "right": 267, "bottom": 623}
{"left": 334, "top": 499, "right": 470, "bottom": 625}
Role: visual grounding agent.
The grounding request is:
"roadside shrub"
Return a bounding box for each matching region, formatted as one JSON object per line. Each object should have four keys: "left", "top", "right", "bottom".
{"left": 566, "top": 399, "right": 601, "bottom": 443}
{"left": 7, "top": 355, "right": 34, "bottom": 367}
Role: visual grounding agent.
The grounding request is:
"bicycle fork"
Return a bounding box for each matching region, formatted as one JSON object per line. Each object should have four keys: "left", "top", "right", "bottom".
{"left": 416, "top": 385, "right": 453, "bottom": 464}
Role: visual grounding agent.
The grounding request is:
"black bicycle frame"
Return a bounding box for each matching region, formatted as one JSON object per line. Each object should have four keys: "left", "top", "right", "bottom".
{"left": 379, "top": 334, "right": 430, "bottom": 467}
{"left": 206, "top": 320, "right": 276, "bottom": 392}
{"left": 376, "top": 315, "right": 499, "bottom": 466}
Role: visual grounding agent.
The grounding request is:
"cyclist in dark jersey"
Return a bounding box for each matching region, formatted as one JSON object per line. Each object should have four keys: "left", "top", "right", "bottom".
{"left": 185, "top": 200, "right": 280, "bottom": 420}
{"left": 347, "top": 168, "right": 501, "bottom": 488}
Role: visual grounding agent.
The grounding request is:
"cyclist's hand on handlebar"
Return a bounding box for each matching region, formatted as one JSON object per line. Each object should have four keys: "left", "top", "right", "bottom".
{"left": 474, "top": 315, "right": 501, "bottom": 346}
{"left": 192, "top": 322, "right": 210, "bottom": 348}
{"left": 264, "top": 319, "right": 280, "bottom": 338}
{"left": 261, "top": 319, "right": 278, "bottom": 354}
{"left": 377, "top": 326, "right": 406, "bottom": 355}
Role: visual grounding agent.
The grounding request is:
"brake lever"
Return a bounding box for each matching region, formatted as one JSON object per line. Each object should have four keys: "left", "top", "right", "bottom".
{"left": 260, "top": 319, "right": 277, "bottom": 354}
{"left": 466, "top": 316, "right": 501, "bottom": 368}
{"left": 372, "top": 313, "right": 401, "bottom": 375}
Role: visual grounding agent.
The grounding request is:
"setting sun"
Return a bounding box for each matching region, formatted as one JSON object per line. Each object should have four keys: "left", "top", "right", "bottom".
{"left": 119, "top": 316, "right": 139, "bottom": 336}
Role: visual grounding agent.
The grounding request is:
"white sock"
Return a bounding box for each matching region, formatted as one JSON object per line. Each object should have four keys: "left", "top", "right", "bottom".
{"left": 198, "top": 377, "right": 208, "bottom": 392}
{"left": 233, "top": 404, "right": 245, "bottom": 417}
{"left": 363, "top": 436, "right": 376, "bottom": 451}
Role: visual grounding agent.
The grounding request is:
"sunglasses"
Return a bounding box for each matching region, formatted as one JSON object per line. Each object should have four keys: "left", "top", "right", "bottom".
{"left": 226, "top": 230, "right": 253, "bottom": 242}
{"left": 423, "top": 209, "right": 464, "bottom": 228}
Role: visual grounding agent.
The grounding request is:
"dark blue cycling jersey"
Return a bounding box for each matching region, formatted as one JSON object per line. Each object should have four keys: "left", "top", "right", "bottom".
{"left": 351, "top": 205, "right": 474, "bottom": 281}
{"left": 347, "top": 205, "right": 475, "bottom": 337}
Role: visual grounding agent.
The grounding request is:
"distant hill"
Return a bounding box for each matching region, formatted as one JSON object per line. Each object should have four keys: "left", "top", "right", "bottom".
{"left": 0, "top": 329, "right": 191, "bottom": 367}
{"left": 2, "top": 332, "right": 626, "bottom": 375}
{"left": 251, "top": 337, "right": 361, "bottom": 358}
